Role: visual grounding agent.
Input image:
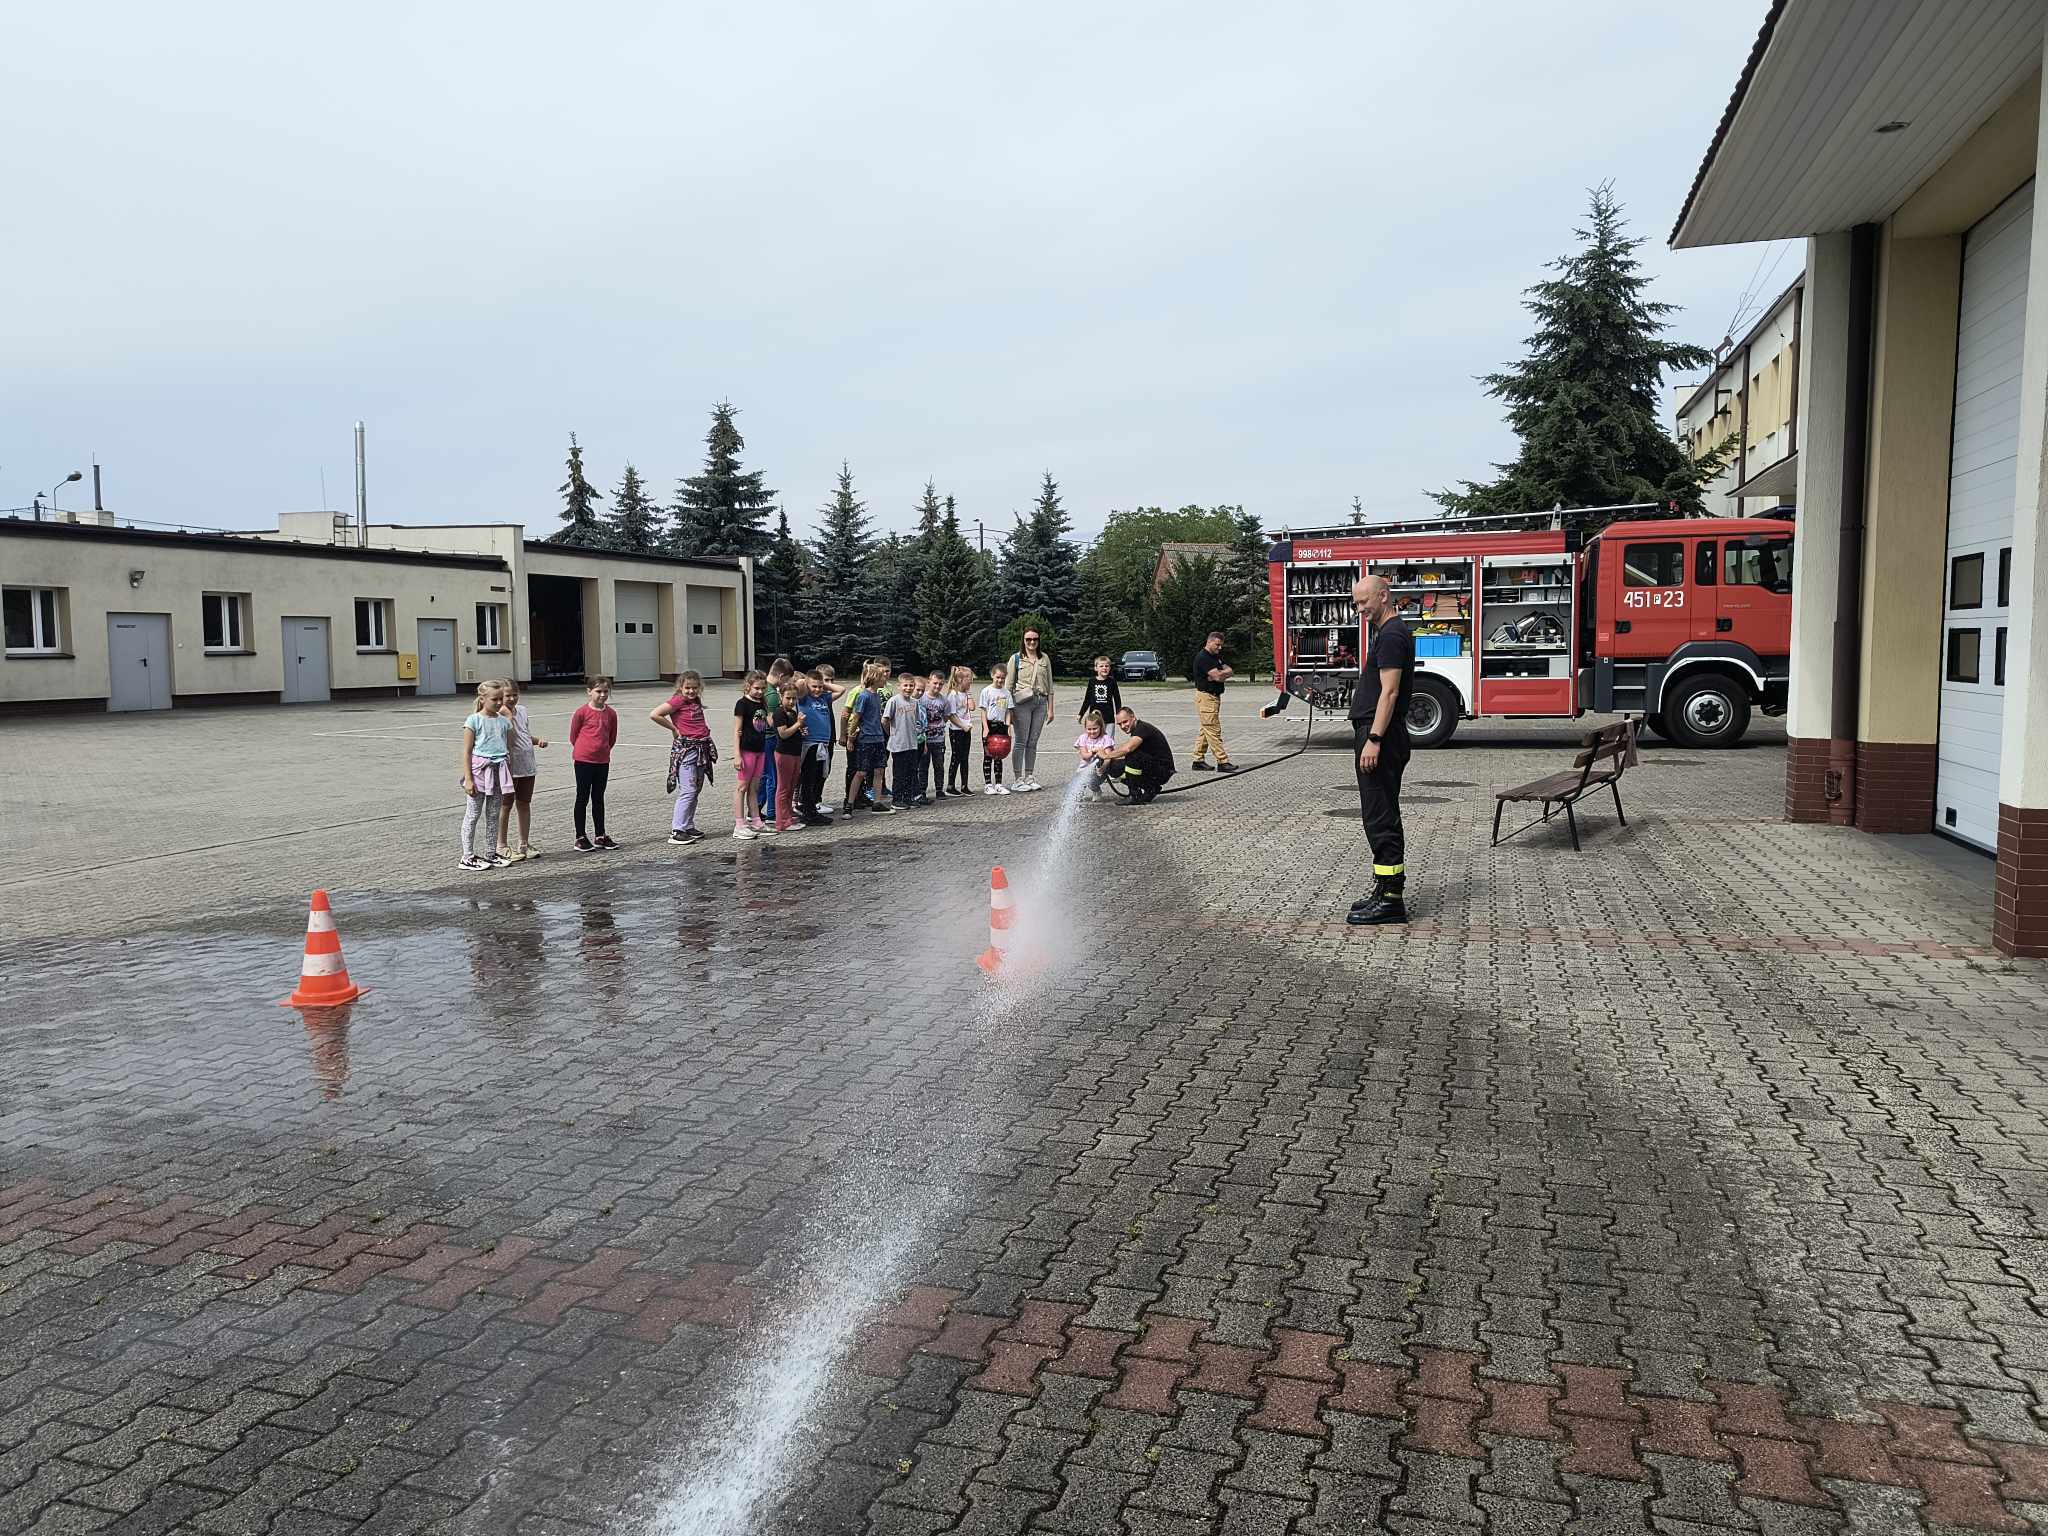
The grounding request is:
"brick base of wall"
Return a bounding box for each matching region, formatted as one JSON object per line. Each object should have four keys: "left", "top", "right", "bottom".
{"left": 1994, "top": 805, "right": 2048, "bottom": 959}
{"left": 1854, "top": 741, "right": 1938, "bottom": 834}
{"left": 1785, "top": 737, "right": 1857, "bottom": 824}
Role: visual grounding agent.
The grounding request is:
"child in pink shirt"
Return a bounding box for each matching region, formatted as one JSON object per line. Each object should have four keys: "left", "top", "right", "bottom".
{"left": 568, "top": 676, "right": 619, "bottom": 851}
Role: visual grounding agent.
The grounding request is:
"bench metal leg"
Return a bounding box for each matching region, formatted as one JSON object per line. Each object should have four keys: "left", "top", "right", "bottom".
{"left": 1492, "top": 800, "right": 1505, "bottom": 846}
{"left": 1564, "top": 800, "right": 1581, "bottom": 851}
{"left": 1610, "top": 779, "right": 1626, "bottom": 827}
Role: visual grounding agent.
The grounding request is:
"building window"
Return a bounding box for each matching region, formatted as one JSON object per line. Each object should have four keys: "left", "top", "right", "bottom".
{"left": 3, "top": 586, "right": 64, "bottom": 654}
{"left": 1949, "top": 552, "right": 1984, "bottom": 610}
{"left": 354, "top": 598, "right": 392, "bottom": 651}
{"left": 476, "top": 603, "right": 506, "bottom": 651}
{"left": 1622, "top": 543, "right": 1684, "bottom": 587}
{"left": 1724, "top": 539, "right": 1793, "bottom": 593}
{"left": 201, "top": 592, "right": 249, "bottom": 652}
{"left": 1946, "top": 628, "right": 1981, "bottom": 685}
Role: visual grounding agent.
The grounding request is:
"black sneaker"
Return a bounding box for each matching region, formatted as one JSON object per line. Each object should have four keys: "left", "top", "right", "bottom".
{"left": 682, "top": 829, "right": 706, "bottom": 844}
{"left": 1217, "top": 762, "right": 1240, "bottom": 774}
{"left": 1191, "top": 760, "right": 1215, "bottom": 772}
{"left": 595, "top": 835, "right": 619, "bottom": 850}
{"left": 870, "top": 804, "right": 899, "bottom": 816}
{"left": 668, "top": 831, "right": 690, "bottom": 845}
{"left": 575, "top": 836, "right": 596, "bottom": 853}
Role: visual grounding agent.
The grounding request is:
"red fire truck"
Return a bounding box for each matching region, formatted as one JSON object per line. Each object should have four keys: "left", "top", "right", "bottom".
{"left": 1263, "top": 505, "right": 1794, "bottom": 748}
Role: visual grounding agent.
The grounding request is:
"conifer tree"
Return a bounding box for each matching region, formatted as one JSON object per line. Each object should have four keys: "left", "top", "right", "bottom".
{"left": 1226, "top": 508, "right": 1270, "bottom": 681}
{"left": 758, "top": 508, "right": 809, "bottom": 660}
{"left": 1349, "top": 495, "right": 1366, "bottom": 527}
{"left": 1065, "top": 551, "right": 1137, "bottom": 673}
{"left": 549, "top": 432, "right": 607, "bottom": 547}
{"left": 670, "top": 401, "right": 778, "bottom": 557}
{"left": 801, "top": 462, "right": 881, "bottom": 667}
{"left": 866, "top": 534, "right": 924, "bottom": 671}
{"left": 998, "top": 472, "right": 1081, "bottom": 638}
{"left": 606, "top": 463, "right": 660, "bottom": 553}
{"left": 1433, "top": 185, "right": 1719, "bottom": 519}
{"left": 917, "top": 495, "right": 991, "bottom": 668}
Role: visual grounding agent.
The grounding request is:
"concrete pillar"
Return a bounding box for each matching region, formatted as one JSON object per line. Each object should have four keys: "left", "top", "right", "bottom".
{"left": 1855, "top": 226, "right": 1962, "bottom": 832}
{"left": 585, "top": 578, "right": 613, "bottom": 681}
{"left": 1785, "top": 232, "right": 1855, "bottom": 823}
{"left": 1994, "top": 65, "right": 2048, "bottom": 957}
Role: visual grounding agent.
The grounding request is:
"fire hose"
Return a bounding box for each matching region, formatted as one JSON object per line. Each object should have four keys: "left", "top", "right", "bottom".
{"left": 1104, "top": 689, "right": 1327, "bottom": 799}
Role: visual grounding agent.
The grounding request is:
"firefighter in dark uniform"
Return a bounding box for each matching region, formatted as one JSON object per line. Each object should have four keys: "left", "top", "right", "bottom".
{"left": 1348, "top": 573, "right": 1414, "bottom": 925}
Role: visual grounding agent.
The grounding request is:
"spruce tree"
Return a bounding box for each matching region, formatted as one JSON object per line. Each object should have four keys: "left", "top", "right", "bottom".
{"left": 917, "top": 495, "right": 991, "bottom": 668}
{"left": 758, "top": 509, "right": 810, "bottom": 660}
{"left": 1226, "top": 508, "right": 1270, "bottom": 681}
{"left": 1065, "top": 551, "right": 1137, "bottom": 673}
{"left": 606, "top": 463, "right": 661, "bottom": 553}
{"left": 1433, "top": 185, "right": 1719, "bottom": 520}
{"left": 997, "top": 472, "right": 1081, "bottom": 639}
{"left": 549, "top": 432, "right": 607, "bottom": 547}
{"left": 865, "top": 534, "right": 924, "bottom": 671}
{"left": 801, "top": 462, "right": 881, "bottom": 667}
{"left": 1349, "top": 495, "right": 1366, "bottom": 527}
{"left": 670, "top": 401, "right": 778, "bottom": 557}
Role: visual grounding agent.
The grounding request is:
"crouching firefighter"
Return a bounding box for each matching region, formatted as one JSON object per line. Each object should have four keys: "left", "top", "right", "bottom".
{"left": 1347, "top": 573, "right": 1413, "bottom": 925}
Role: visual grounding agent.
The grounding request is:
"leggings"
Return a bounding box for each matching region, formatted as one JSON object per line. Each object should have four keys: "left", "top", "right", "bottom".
{"left": 574, "top": 761, "right": 610, "bottom": 838}
{"left": 774, "top": 752, "right": 802, "bottom": 827}
{"left": 1011, "top": 695, "right": 1048, "bottom": 778}
{"left": 948, "top": 729, "right": 972, "bottom": 791}
{"left": 461, "top": 792, "right": 501, "bottom": 857}
{"left": 984, "top": 727, "right": 1009, "bottom": 784}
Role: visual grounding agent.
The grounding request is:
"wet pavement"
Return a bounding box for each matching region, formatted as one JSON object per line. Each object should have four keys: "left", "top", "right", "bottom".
{"left": 4, "top": 692, "right": 2048, "bottom": 1534}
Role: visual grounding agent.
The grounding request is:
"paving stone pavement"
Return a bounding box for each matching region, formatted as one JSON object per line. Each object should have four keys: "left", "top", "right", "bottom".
{"left": 4, "top": 688, "right": 2047, "bottom": 1534}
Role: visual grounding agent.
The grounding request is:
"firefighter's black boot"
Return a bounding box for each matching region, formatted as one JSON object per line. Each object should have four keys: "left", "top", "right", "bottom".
{"left": 1346, "top": 874, "right": 1407, "bottom": 926}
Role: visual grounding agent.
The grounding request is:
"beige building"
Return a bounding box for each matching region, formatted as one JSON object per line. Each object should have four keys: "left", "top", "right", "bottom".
{"left": 1, "top": 518, "right": 509, "bottom": 710}
{"left": 1673, "top": 0, "right": 2048, "bottom": 956}
{"left": 1674, "top": 276, "right": 1803, "bottom": 514}
{"left": 259, "top": 514, "right": 751, "bottom": 685}
{"left": 1, "top": 512, "right": 752, "bottom": 713}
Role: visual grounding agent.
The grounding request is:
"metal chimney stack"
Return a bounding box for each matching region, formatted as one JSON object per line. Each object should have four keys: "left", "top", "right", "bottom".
{"left": 354, "top": 421, "right": 368, "bottom": 547}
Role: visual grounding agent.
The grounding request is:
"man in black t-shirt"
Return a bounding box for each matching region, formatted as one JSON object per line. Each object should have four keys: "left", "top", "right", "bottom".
{"left": 1107, "top": 707, "right": 1175, "bottom": 803}
{"left": 1187, "top": 632, "right": 1237, "bottom": 772}
{"left": 1347, "top": 574, "right": 1415, "bottom": 925}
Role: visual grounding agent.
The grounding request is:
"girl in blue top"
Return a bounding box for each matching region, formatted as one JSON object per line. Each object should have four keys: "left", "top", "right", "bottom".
{"left": 460, "top": 680, "right": 513, "bottom": 870}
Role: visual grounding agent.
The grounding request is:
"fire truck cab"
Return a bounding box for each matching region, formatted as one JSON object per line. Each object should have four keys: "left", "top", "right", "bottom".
{"left": 1266, "top": 509, "right": 1793, "bottom": 749}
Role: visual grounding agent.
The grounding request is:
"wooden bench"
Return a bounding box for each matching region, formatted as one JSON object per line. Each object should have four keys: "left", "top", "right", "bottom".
{"left": 1491, "top": 717, "right": 1640, "bottom": 851}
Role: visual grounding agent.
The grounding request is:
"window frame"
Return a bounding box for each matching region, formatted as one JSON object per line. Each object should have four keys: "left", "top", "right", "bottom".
{"left": 1694, "top": 541, "right": 1718, "bottom": 587}
{"left": 3, "top": 585, "right": 65, "bottom": 656}
{"left": 354, "top": 597, "right": 392, "bottom": 653}
{"left": 1723, "top": 537, "right": 1794, "bottom": 594}
{"left": 1949, "top": 552, "right": 1985, "bottom": 611}
{"left": 1621, "top": 541, "right": 1685, "bottom": 588}
{"left": 475, "top": 602, "right": 506, "bottom": 652}
{"left": 1945, "top": 627, "right": 1982, "bottom": 686}
{"left": 201, "top": 591, "right": 250, "bottom": 654}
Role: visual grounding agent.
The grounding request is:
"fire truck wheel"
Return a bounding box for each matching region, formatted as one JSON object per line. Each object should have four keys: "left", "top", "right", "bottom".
{"left": 1405, "top": 677, "right": 1460, "bottom": 748}
{"left": 1644, "top": 712, "right": 1670, "bottom": 741}
{"left": 1664, "top": 673, "right": 1751, "bottom": 748}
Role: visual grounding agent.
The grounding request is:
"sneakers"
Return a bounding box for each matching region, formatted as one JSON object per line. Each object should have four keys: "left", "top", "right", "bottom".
{"left": 993, "top": 784, "right": 1012, "bottom": 796}
{"left": 668, "top": 830, "right": 691, "bottom": 844}
{"left": 496, "top": 844, "right": 517, "bottom": 862}
{"left": 733, "top": 822, "right": 758, "bottom": 841}
{"left": 681, "top": 828, "right": 705, "bottom": 844}
{"left": 1016, "top": 778, "right": 1039, "bottom": 793}
{"left": 982, "top": 784, "right": 998, "bottom": 795}
{"left": 574, "top": 836, "right": 596, "bottom": 852}
{"left": 459, "top": 853, "right": 490, "bottom": 871}
{"left": 1191, "top": 760, "right": 1215, "bottom": 772}
{"left": 523, "top": 843, "right": 540, "bottom": 859}
{"left": 1217, "top": 762, "right": 1240, "bottom": 774}
{"left": 757, "top": 823, "right": 778, "bottom": 836}
{"left": 869, "top": 804, "right": 899, "bottom": 816}
{"left": 594, "top": 835, "right": 619, "bottom": 850}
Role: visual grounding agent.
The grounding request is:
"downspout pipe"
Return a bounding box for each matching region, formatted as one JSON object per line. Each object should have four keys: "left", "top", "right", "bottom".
{"left": 1830, "top": 222, "right": 1877, "bottom": 819}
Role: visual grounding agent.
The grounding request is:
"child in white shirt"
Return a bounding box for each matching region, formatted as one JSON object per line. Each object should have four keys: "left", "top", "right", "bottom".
{"left": 978, "top": 665, "right": 1014, "bottom": 794}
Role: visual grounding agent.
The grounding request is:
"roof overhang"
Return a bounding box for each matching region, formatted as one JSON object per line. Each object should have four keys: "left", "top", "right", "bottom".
{"left": 1673, "top": 0, "right": 2046, "bottom": 249}
{"left": 1731, "top": 452, "right": 1799, "bottom": 500}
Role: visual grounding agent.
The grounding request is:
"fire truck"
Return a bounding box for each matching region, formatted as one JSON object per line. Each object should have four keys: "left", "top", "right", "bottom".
{"left": 1263, "top": 505, "right": 1794, "bottom": 748}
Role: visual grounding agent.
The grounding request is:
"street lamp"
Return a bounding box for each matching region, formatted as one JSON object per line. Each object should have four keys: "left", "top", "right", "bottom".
{"left": 36, "top": 470, "right": 82, "bottom": 521}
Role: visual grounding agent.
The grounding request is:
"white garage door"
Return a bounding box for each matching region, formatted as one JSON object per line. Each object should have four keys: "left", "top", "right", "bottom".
{"left": 1938, "top": 182, "right": 2030, "bottom": 853}
{"left": 686, "top": 585, "right": 725, "bottom": 677}
{"left": 615, "top": 582, "right": 659, "bottom": 682}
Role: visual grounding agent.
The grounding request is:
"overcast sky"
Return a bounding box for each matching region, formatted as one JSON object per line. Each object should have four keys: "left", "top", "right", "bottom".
{"left": 3, "top": 2, "right": 1786, "bottom": 546}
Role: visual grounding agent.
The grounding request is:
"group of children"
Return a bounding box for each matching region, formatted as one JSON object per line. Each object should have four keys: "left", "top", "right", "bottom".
{"left": 456, "top": 656, "right": 1133, "bottom": 864}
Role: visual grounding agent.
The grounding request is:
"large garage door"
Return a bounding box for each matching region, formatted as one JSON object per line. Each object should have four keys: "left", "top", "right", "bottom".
{"left": 615, "top": 581, "right": 659, "bottom": 682}
{"left": 686, "top": 585, "right": 725, "bottom": 676}
{"left": 1938, "top": 182, "right": 2029, "bottom": 852}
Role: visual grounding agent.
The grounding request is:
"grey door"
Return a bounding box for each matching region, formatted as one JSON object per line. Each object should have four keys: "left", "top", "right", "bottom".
{"left": 418, "top": 620, "right": 456, "bottom": 696}
{"left": 107, "top": 613, "right": 172, "bottom": 712}
{"left": 615, "top": 582, "right": 659, "bottom": 681}
{"left": 281, "top": 617, "right": 331, "bottom": 703}
{"left": 686, "top": 585, "right": 724, "bottom": 676}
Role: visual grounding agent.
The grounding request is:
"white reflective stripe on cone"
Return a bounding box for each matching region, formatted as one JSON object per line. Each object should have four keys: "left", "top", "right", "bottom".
{"left": 989, "top": 892, "right": 1015, "bottom": 911}
{"left": 306, "top": 910, "right": 337, "bottom": 934}
{"left": 300, "top": 952, "right": 346, "bottom": 976}
{"left": 987, "top": 931, "right": 1011, "bottom": 952}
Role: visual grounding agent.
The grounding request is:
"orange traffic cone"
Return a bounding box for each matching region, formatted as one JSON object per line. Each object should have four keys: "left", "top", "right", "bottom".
{"left": 281, "top": 890, "right": 365, "bottom": 1008}
{"left": 975, "top": 865, "right": 1016, "bottom": 976}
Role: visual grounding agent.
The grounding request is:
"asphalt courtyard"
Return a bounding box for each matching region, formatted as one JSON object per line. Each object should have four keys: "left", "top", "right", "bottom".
{"left": 3, "top": 684, "right": 2047, "bottom": 1535}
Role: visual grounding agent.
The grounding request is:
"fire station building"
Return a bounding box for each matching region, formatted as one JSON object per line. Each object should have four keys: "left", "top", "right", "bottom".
{"left": 1674, "top": 0, "right": 2048, "bottom": 956}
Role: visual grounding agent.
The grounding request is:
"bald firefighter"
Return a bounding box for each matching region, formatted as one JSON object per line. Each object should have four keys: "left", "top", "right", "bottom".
{"left": 1348, "top": 573, "right": 1413, "bottom": 925}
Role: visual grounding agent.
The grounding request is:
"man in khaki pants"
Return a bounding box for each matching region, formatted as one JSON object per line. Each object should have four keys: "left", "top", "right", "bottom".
{"left": 1188, "top": 631, "right": 1237, "bottom": 772}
